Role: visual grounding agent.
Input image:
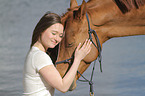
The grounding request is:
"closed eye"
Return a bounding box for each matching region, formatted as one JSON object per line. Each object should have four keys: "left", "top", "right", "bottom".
{"left": 67, "top": 42, "right": 74, "bottom": 47}
{"left": 51, "top": 32, "right": 56, "bottom": 36}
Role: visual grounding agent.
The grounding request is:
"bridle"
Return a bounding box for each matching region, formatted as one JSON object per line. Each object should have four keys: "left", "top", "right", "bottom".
{"left": 56, "top": 12, "right": 102, "bottom": 96}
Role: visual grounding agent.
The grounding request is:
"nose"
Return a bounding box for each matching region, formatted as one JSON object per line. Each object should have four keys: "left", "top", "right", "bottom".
{"left": 54, "top": 35, "right": 62, "bottom": 43}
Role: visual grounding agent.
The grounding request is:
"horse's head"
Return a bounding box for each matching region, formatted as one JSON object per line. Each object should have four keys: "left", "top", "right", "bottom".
{"left": 56, "top": 0, "right": 101, "bottom": 91}
{"left": 56, "top": 0, "right": 145, "bottom": 91}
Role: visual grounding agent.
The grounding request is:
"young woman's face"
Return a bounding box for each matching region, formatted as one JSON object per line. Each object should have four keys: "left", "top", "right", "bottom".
{"left": 40, "top": 23, "right": 64, "bottom": 50}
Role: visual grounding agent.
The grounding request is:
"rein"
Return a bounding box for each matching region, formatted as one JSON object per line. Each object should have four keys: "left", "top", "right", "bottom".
{"left": 55, "top": 12, "right": 102, "bottom": 96}
{"left": 86, "top": 12, "right": 102, "bottom": 72}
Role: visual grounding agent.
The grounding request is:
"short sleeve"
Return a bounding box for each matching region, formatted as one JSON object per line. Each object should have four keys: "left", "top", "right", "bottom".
{"left": 33, "top": 51, "right": 53, "bottom": 72}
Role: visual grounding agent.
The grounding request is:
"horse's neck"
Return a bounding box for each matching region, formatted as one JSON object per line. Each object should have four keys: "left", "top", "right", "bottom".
{"left": 85, "top": 0, "right": 145, "bottom": 42}
{"left": 87, "top": 1, "right": 120, "bottom": 26}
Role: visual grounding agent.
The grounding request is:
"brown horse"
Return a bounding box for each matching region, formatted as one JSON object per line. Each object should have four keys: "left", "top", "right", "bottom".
{"left": 55, "top": 0, "right": 145, "bottom": 91}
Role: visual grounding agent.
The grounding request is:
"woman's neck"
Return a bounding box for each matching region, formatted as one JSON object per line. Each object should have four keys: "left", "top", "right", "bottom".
{"left": 33, "top": 41, "right": 46, "bottom": 52}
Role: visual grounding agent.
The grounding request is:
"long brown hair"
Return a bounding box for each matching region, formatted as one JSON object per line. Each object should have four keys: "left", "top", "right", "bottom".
{"left": 30, "top": 12, "right": 62, "bottom": 47}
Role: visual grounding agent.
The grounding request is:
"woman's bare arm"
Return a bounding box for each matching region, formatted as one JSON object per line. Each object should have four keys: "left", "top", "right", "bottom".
{"left": 39, "top": 39, "right": 92, "bottom": 92}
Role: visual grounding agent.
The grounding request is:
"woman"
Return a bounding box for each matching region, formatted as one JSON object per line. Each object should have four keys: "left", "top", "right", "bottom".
{"left": 23, "top": 12, "right": 92, "bottom": 96}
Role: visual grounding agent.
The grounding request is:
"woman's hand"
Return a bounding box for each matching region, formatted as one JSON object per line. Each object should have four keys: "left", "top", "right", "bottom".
{"left": 74, "top": 39, "right": 92, "bottom": 61}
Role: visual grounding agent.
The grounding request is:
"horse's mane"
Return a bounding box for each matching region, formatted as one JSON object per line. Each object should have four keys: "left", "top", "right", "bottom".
{"left": 114, "top": 0, "right": 145, "bottom": 14}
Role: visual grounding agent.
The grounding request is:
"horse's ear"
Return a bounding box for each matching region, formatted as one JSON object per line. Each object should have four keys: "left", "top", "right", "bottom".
{"left": 70, "top": 0, "right": 78, "bottom": 8}
{"left": 74, "top": 0, "right": 86, "bottom": 20}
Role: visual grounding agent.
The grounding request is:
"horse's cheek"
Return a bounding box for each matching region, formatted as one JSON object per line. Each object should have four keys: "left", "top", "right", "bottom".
{"left": 84, "top": 50, "right": 98, "bottom": 63}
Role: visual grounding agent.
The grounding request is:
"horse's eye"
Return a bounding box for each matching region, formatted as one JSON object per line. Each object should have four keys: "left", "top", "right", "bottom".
{"left": 67, "top": 42, "right": 74, "bottom": 47}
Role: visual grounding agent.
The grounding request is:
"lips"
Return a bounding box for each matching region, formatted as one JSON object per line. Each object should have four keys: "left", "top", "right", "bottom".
{"left": 51, "top": 40, "right": 57, "bottom": 45}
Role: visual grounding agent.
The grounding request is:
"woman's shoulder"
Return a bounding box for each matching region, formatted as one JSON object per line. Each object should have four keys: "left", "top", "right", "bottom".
{"left": 31, "top": 46, "right": 51, "bottom": 60}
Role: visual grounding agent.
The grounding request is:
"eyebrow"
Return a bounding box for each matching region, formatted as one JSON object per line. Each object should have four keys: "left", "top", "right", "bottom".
{"left": 51, "top": 30, "right": 63, "bottom": 34}
{"left": 51, "top": 30, "right": 58, "bottom": 33}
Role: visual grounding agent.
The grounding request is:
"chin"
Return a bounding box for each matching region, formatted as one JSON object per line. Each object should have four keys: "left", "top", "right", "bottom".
{"left": 49, "top": 45, "right": 57, "bottom": 49}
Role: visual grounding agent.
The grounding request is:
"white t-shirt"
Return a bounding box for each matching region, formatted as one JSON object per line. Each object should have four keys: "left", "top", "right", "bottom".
{"left": 23, "top": 46, "right": 54, "bottom": 96}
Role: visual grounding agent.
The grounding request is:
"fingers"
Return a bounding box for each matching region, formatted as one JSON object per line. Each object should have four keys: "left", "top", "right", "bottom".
{"left": 82, "top": 39, "right": 92, "bottom": 50}
{"left": 76, "top": 43, "right": 81, "bottom": 51}
{"left": 74, "top": 39, "right": 92, "bottom": 60}
{"left": 85, "top": 39, "right": 92, "bottom": 54}
{"left": 78, "top": 39, "right": 92, "bottom": 54}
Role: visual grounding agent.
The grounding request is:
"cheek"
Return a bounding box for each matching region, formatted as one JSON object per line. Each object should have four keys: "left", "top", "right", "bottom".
{"left": 44, "top": 32, "right": 53, "bottom": 39}
{"left": 58, "top": 37, "right": 63, "bottom": 43}
{"left": 41, "top": 33, "right": 51, "bottom": 43}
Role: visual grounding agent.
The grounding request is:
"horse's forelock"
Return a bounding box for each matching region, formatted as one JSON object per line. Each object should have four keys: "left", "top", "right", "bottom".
{"left": 61, "top": 12, "right": 70, "bottom": 26}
